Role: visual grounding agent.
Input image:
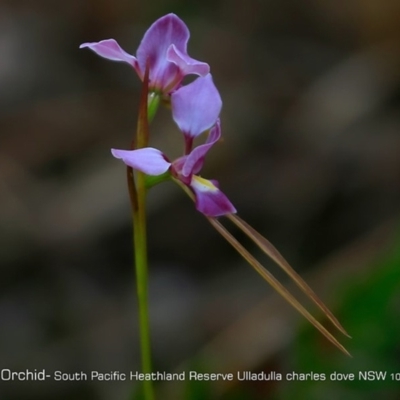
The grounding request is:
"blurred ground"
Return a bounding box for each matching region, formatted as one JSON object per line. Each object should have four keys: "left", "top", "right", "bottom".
{"left": 0, "top": 1, "right": 400, "bottom": 399}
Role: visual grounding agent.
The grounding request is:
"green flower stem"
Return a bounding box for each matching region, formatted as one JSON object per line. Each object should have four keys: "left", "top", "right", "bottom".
{"left": 132, "top": 170, "right": 154, "bottom": 400}
{"left": 129, "top": 62, "right": 154, "bottom": 400}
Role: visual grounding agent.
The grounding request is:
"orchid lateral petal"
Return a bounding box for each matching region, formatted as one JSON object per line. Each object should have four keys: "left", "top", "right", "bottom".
{"left": 228, "top": 214, "right": 350, "bottom": 338}
{"left": 171, "top": 74, "right": 222, "bottom": 138}
{"left": 190, "top": 175, "right": 236, "bottom": 217}
{"left": 167, "top": 44, "right": 209, "bottom": 77}
{"left": 182, "top": 120, "right": 221, "bottom": 177}
{"left": 136, "top": 13, "right": 208, "bottom": 91}
{"left": 207, "top": 217, "right": 350, "bottom": 356}
{"left": 80, "top": 39, "right": 138, "bottom": 70}
{"left": 111, "top": 148, "right": 171, "bottom": 175}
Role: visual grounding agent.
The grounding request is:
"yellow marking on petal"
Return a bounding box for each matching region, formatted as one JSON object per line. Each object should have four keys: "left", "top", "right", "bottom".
{"left": 191, "top": 175, "right": 218, "bottom": 192}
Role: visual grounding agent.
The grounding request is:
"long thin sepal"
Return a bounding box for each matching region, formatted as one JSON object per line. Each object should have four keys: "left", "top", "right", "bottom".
{"left": 207, "top": 217, "right": 350, "bottom": 356}
{"left": 228, "top": 214, "right": 350, "bottom": 338}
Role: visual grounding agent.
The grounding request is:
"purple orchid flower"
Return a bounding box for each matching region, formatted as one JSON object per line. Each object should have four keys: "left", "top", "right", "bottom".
{"left": 112, "top": 120, "right": 236, "bottom": 217}
{"left": 111, "top": 72, "right": 234, "bottom": 216}
{"left": 171, "top": 73, "right": 222, "bottom": 153}
{"left": 80, "top": 13, "right": 209, "bottom": 94}
{"left": 85, "top": 14, "right": 350, "bottom": 356}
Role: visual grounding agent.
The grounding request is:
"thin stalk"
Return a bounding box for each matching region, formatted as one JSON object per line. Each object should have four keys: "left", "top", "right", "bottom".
{"left": 207, "top": 217, "right": 350, "bottom": 356}
{"left": 176, "top": 182, "right": 349, "bottom": 354}
{"left": 228, "top": 214, "right": 350, "bottom": 337}
{"left": 132, "top": 171, "right": 154, "bottom": 399}
{"left": 128, "top": 62, "right": 154, "bottom": 400}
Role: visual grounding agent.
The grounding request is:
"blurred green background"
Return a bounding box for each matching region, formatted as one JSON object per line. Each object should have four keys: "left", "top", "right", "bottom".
{"left": 1, "top": 0, "right": 400, "bottom": 399}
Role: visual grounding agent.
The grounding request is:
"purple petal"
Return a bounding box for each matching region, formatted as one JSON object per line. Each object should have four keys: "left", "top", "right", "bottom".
{"left": 80, "top": 39, "right": 138, "bottom": 69}
{"left": 167, "top": 44, "right": 209, "bottom": 77}
{"left": 136, "top": 13, "right": 205, "bottom": 91}
{"left": 182, "top": 120, "right": 221, "bottom": 177}
{"left": 190, "top": 176, "right": 236, "bottom": 217}
{"left": 171, "top": 74, "right": 222, "bottom": 138}
{"left": 111, "top": 148, "right": 171, "bottom": 175}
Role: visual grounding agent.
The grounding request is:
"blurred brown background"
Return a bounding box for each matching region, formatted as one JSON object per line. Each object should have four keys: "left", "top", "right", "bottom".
{"left": 1, "top": 1, "right": 400, "bottom": 399}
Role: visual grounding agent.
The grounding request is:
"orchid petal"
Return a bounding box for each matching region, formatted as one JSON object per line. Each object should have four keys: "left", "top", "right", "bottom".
{"left": 190, "top": 175, "right": 236, "bottom": 216}
{"left": 171, "top": 74, "right": 222, "bottom": 138}
{"left": 111, "top": 148, "right": 171, "bottom": 175}
{"left": 167, "top": 44, "right": 209, "bottom": 77}
{"left": 136, "top": 13, "right": 208, "bottom": 91}
{"left": 182, "top": 120, "right": 221, "bottom": 177}
{"left": 80, "top": 14, "right": 209, "bottom": 93}
{"left": 80, "top": 39, "right": 138, "bottom": 69}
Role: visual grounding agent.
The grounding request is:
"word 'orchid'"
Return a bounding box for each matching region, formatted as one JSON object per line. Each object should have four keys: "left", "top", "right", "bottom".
{"left": 80, "top": 14, "right": 209, "bottom": 95}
